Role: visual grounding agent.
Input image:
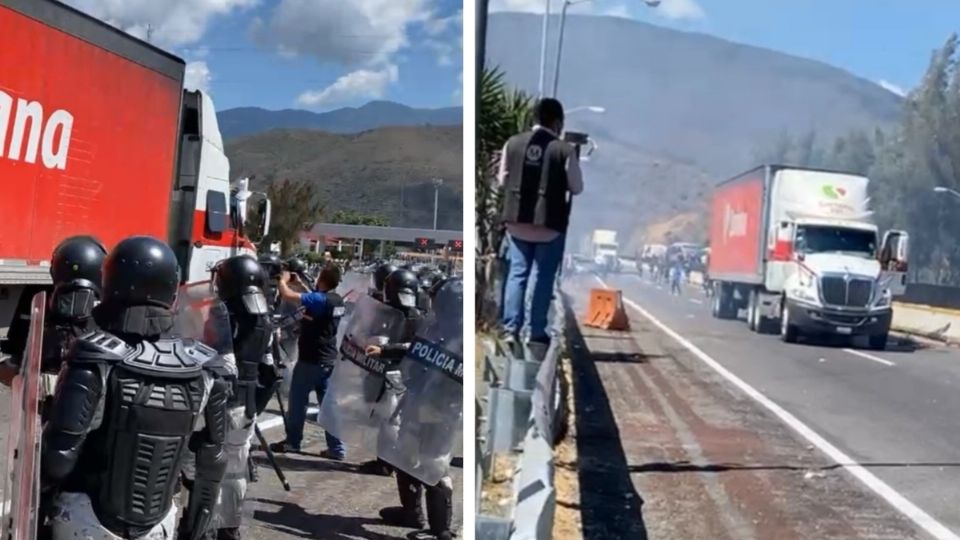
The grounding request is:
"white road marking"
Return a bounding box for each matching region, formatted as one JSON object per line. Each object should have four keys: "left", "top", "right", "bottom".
{"left": 257, "top": 406, "right": 319, "bottom": 431}
{"left": 594, "top": 275, "right": 959, "bottom": 540}
{"left": 689, "top": 299, "right": 703, "bottom": 305}
{"left": 843, "top": 348, "right": 895, "bottom": 367}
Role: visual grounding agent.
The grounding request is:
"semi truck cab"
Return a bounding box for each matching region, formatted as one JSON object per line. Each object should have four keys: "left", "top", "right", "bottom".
{"left": 777, "top": 218, "right": 908, "bottom": 348}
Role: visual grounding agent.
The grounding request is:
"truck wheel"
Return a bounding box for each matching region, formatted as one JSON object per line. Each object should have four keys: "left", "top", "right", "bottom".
{"left": 713, "top": 283, "right": 736, "bottom": 320}
{"left": 747, "top": 290, "right": 759, "bottom": 332}
{"left": 780, "top": 303, "right": 799, "bottom": 343}
{"left": 868, "top": 333, "right": 888, "bottom": 351}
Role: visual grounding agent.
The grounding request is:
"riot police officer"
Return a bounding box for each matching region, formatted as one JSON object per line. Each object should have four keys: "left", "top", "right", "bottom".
{"left": 1, "top": 236, "right": 106, "bottom": 388}
{"left": 41, "top": 236, "right": 231, "bottom": 540}
{"left": 370, "top": 262, "right": 398, "bottom": 301}
{"left": 376, "top": 276, "right": 457, "bottom": 540}
{"left": 210, "top": 255, "right": 274, "bottom": 540}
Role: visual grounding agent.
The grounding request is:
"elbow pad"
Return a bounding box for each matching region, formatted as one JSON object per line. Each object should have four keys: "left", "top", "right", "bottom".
{"left": 42, "top": 364, "right": 103, "bottom": 483}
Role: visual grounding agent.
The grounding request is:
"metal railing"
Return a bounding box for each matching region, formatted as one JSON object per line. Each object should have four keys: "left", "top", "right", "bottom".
{"left": 476, "top": 294, "right": 569, "bottom": 539}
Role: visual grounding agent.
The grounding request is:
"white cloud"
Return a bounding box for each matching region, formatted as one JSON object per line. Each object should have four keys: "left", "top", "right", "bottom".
{"left": 424, "top": 10, "right": 462, "bottom": 37}
{"left": 62, "top": 0, "right": 257, "bottom": 48}
{"left": 184, "top": 61, "right": 211, "bottom": 92}
{"left": 490, "top": 0, "right": 545, "bottom": 13}
{"left": 656, "top": 0, "right": 706, "bottom": 21}
{"left": 296, "top": 65, "right": 399, "bottom": 108}
{"left": 453, "top": 70, "right": 463, "bottom": 104}
{"left": 252, "top": 0, "right": 429, "bottom": 68}
{"left": 878, "top": 79, "right": 907, "bottom": 97}
{"left": 427, "top": 40, "right": 457, "bottom": 66}
{"left": 601, "top": 4, "right": 632, "bottom": 18}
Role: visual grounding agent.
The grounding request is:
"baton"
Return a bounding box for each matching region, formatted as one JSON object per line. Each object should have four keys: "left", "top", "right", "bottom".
{"left": 254, "top": 424, "right": 291, "bottom": 491}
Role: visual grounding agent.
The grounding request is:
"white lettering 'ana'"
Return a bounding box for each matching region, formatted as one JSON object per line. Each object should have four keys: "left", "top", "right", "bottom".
{"left": 0, "top": 90, "right": 73, "bottom": 171}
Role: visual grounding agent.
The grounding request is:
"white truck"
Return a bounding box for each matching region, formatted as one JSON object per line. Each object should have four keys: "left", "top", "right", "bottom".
{"left": 708, "top": 165, "right": 909, "bottom": 350}
{"left": 592, "top": 229, "right": 620, "bottom": 272}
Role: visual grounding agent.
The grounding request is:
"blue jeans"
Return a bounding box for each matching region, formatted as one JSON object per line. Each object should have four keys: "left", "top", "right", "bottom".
{"left": 286, "top": 361, "right": 345, "bottom": 457}
{"left": 502, "top": 233, "right": 565, "bottom": 343}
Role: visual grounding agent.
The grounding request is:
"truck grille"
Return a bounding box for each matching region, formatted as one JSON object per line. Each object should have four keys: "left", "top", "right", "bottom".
{"left": 820, "top": 276, "right": 873, "bottom": 308}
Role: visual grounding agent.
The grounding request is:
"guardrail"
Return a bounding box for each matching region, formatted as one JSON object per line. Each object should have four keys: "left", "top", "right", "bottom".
{"left": 476, "top": 294, "right": 568, "bottom": 539}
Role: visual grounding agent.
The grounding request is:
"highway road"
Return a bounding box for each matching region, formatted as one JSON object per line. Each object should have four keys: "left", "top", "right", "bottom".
{"left": 576, "top": 269, "right": 960, "bottom": 538}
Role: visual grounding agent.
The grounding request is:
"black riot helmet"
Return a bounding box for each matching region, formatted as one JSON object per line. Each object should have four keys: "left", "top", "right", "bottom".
{"left": 432, "top": 277, "right": 463, "bottom": 316}
{"left": 101, "top": 236, "right": 180, "bottom": 309}
{"left": 383, "top": 268, "right": 420, "bottom": 310}
{"left": 214, "top": 255, "right": 270, "bottom": 315}
{"left": 286, "top": 257, "right": 306, "bottom": 275}
{"left": 258, "top": 254, "right": 282, "bottom": 279}
{"left": 373, "top": 263, "right": 398, "bottom": 293}
{"left": 50, "top": 235, "right": 107, "bottom": 294}
{"left": 418, "top": 268, "right": 445, "bottom": 291}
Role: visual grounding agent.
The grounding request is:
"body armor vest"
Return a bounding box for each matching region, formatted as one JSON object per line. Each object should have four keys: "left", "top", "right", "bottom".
{"left": 298, "top": 292, "right": 345, "bottom": 366}
{"left": 69, "top": 331, "right": 215, "bottom": 538}
{"left": 501, "top": 129, "right": 572, "bottom": 233}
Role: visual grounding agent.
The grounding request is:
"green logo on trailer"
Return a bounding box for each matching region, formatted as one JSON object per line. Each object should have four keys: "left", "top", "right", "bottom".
{"left": 822, "top": 185, "right": 847, "bottom": 199}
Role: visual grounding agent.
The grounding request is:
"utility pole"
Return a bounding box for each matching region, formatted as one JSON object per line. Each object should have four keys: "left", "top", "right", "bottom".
{"left": 432, "top": 178, "right": 444, "bottom": 230}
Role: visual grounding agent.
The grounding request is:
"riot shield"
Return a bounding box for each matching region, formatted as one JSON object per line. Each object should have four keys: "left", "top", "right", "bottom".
{"left": 379, "top": 281, "right": 463, "bottom": 485}
{"left": 317, "top": 294, "right": 407, "bottom": 449}
{"left": 2, "top": 292, "right": 45, "bottom": 540}
{"left": 172, "top": 281, "right": 235, "bottom": 362}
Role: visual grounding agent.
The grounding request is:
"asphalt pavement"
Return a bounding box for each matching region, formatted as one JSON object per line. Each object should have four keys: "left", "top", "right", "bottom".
{"left": 571, "top": 268, "right": 960, "bottom": 538}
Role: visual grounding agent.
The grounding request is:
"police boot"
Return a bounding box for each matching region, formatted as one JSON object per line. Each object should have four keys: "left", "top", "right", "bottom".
{"left": 359, "top": 458, "right": 393, "bottom": 476}
{"left": 217, "top": 528, "right": 242, "bottom": 540}
{"left": 379, "top": 471, "right": 425, "bottom": 529}
{"left": 426, "top": 475, "right": 454, "bottom": 538}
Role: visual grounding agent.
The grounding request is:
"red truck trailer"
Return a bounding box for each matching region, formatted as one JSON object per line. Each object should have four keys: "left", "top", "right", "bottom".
{"left": 0, "top": 0, "right": 270, "bottom": 354}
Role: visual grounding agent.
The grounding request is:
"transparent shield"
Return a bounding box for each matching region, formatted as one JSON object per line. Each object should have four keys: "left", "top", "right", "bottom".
{"left": 2, "top": 291, "right": 45, "bottom": 540}
{"left": 172, "top": 280, "right": 234, "bottom": 357}
{"left": 317, "top": 295, "right": 407, "bottom": 450}
{"left": 378, "top": 290, "right": 463, "bottom": 485}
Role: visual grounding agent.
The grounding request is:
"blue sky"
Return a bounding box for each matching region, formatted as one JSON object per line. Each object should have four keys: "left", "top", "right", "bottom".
{"left": 492, "top": 0, "right": 960, "bottom": 97}
{"left": 65, "top": 0, "right": 463, "bottom": 112}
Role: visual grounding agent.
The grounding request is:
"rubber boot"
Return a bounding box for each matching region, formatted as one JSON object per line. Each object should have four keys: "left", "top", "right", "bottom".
{"left": 426, "top": 476, "right": 454, "bottom": 538}
{"left": 380, "top": 471, "right": 426, "bottom": 529}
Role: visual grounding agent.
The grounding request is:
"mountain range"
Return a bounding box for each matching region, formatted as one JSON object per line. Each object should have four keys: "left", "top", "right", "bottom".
{"left": 225, "top": 126, "right": 463, "bottom": 230}
{"left": 217, "top": 100, "right": 462, "bottom": 140}
{"left": 487, "top": 13, "right": 903, "bottom": 251}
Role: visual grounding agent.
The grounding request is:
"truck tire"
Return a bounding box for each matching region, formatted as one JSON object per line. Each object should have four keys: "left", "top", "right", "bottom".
{"left": 868, "top": 333, "right": 888, "bottom": 351}
{"left": 712, "top": 283, "right": 736, "bottom": 320}
{"left": 780, "top": 302, "right": 799, "bottom": 343}
{"left": 747, "top": 289, "right": 759, "bottom": 332}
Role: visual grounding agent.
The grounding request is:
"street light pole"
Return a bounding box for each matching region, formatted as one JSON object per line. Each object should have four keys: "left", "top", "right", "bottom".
{"left": 552, "top": 0, "right": 661, "bottom": 98}
{"left": 432, "top": 178, "right": 443, "bottom": 230}
{"left": 537, "top": 0, "right": 552, "bottom": 97}
{"left": 551, "top": 0, "right": 581, "bottom": 98}
{"left": 478, "top": 0, "right": 489, "bottom": 85}
{"left": 934, "top": 186, "right": 960, "bottom": 200}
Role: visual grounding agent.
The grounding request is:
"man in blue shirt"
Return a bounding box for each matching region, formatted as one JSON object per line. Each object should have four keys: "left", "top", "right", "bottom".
{"left": 269, "top": 264, "right": 347, "bottom": 458}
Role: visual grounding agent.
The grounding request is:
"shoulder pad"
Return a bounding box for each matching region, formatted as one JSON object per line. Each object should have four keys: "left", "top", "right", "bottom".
{"left": 119, "top": 338, "right": 206, "bottom": 378}
{"left": 69, "top": 331, "right": 133, "bottom": 364}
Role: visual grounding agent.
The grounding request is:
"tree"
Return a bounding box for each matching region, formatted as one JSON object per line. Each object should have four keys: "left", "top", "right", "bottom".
{"left": 476, "top": 67, "right": 535, "bottom": 325}
{"left": 262, "top": 179, "right": 324, "bottom": 255}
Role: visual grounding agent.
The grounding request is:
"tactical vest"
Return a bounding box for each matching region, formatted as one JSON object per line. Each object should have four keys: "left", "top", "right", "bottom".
{"left": 501, "top": 129, "right": 573, "bottom": 233}
{"left": 70, "top": 332, "right": 214, "bottom": 538}
{"left": 298, "top": 292, "right": 345, "bottom": 366}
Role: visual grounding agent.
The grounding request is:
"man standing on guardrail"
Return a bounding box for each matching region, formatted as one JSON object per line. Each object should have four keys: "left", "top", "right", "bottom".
{"left": 497, "top": 98, "right": 583, "bottom": 360}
